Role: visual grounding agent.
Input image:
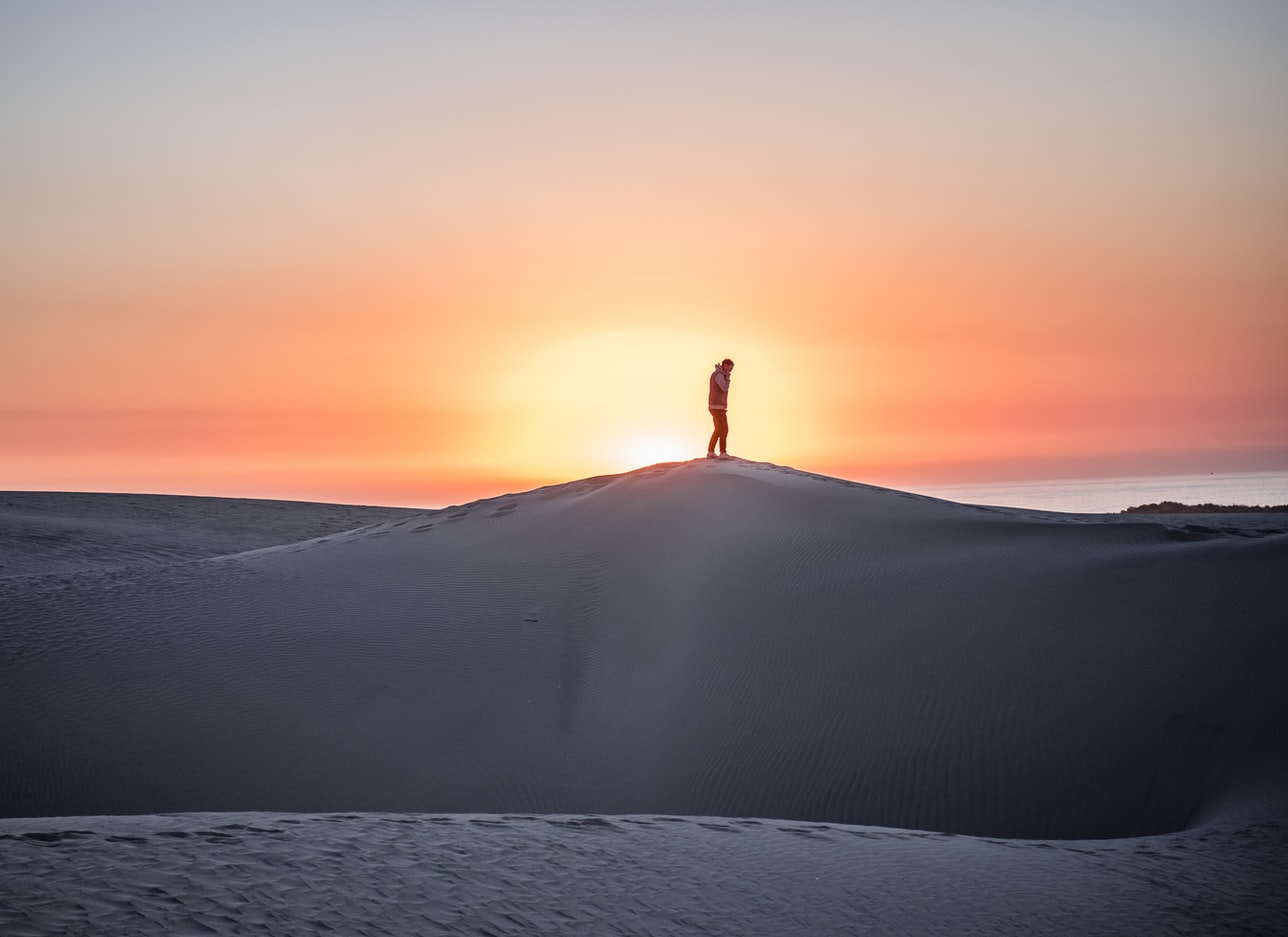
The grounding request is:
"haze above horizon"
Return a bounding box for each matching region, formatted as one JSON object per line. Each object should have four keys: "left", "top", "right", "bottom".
{"left": 3, "top": 1, "right": 1286, "bottom": 507}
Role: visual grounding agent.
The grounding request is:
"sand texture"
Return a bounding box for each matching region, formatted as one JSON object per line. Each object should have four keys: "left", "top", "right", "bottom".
{"left": 3, "top": 460, "right": 1286, "bottom": 934}
{"left": 3, "top": 809, "right": 1285, "bottom": 936}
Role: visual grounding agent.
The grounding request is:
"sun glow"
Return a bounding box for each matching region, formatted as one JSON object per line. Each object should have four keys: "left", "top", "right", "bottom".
{"left": 610, "top": 431, "right": 694, "bottom": 472}
{"left": 484, "top": 321, "right": 816, "bottom": 482}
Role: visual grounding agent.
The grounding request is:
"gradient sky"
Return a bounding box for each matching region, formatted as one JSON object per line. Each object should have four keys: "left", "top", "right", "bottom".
{"left": 3, "top": 1, "right": 1286, "bottom": 506}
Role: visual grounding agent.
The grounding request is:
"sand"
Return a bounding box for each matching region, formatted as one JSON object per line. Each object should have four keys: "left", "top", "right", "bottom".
{"left": 3, "top": 459, "right": 1286, "bottom": 934}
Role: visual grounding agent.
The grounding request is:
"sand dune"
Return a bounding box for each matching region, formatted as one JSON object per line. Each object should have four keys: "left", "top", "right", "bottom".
{"left": 0, "top": 490, "right": 414, "bottom": 578}
{"left": 4, "top": 460, "right": 1286, "bottom": 839}
{"left": 3, "top": 460, "right": 1287, "bottom": 934}
{"left": 3, "top": 808, "right": 1285, "bottom": 936}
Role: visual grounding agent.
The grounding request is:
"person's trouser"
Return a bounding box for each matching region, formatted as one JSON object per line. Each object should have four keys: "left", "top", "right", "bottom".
{"left": 708, "top": 408, "right": 729, "bottom": 454}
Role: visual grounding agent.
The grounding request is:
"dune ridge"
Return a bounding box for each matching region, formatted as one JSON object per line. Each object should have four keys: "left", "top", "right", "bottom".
{"left": 3, "top": 460, "right": 1286, "bottom": 841}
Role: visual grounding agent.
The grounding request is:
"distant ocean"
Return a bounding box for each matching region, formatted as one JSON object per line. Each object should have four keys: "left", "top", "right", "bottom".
{"left": 911, "top": 470, "right": 1288, "bottom": 515}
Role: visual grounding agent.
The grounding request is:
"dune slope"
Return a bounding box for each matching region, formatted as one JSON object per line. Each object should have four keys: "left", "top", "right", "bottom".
{"left": 3, "top": 460, "right": 1286, "bottom": 839}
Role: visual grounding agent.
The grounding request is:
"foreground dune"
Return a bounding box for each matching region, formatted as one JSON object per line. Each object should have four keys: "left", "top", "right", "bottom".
{"left": 4, "top": 807, "right": 1285, "bottom": 936}
{"left": 3, "top": 460, "right": 1286, "bottom": 934}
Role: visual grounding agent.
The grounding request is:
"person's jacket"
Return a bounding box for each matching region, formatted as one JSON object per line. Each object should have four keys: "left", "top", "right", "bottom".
{"left": 709, "top": 366, "right": 730, "bottom": 409}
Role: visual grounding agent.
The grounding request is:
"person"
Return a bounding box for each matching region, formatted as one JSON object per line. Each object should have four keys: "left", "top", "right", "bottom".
{"left": 707, "top": 358, "right": 734, "bottom": 458}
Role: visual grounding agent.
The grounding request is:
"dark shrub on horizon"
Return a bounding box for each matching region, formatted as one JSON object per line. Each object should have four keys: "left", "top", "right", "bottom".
{"left": 1121, "top": 501, "right": 1288, "bottom": 514}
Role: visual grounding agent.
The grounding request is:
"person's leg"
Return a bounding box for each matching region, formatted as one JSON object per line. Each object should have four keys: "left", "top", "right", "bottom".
{"left": 710, "top": 409, "right": 731, "bottom": 453}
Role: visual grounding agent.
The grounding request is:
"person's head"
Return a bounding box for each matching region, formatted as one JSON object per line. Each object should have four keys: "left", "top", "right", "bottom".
{"left": 721, "top": 358, "right": 735, "bottom": 373}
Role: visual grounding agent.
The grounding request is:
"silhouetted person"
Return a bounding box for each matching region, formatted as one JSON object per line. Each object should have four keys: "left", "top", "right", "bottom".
{"left": 707, "top": 358, "right": 734, "bottom": 458}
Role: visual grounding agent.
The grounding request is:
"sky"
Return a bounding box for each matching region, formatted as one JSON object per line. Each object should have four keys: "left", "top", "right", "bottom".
{"left": 3, "top": 0, "right": 1286, "bottom": 507}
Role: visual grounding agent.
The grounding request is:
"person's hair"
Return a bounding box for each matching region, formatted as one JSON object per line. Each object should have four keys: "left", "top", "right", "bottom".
{"left": 721, "top": 358, "right": 734, "bottom": 367}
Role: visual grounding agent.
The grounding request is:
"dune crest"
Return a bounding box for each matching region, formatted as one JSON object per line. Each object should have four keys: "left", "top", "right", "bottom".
{"left": 3, "top": 459, "right": 1286, "bottom": 839}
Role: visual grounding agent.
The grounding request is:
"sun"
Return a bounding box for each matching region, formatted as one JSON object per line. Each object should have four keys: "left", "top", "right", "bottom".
{"left": 482, "top": 321, "right": 818, "bottom": 483}
{"left": 486, "top": 325, "right": 723, "bottom": 478}
{"left": 612, "top": 432, "right": 694, "bottom": 471}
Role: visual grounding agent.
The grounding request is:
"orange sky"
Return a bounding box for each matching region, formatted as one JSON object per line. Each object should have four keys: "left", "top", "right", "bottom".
{"left": 3, "top": 2, "right": 1286, "bottom": 507}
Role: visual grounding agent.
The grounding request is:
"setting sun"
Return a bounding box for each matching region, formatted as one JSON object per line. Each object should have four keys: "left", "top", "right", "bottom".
{"left": 610, "top": 433, "right": 692, "bottom": 471}
{"left": 473, "top": 321, "right": 819, "bottom": 481}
